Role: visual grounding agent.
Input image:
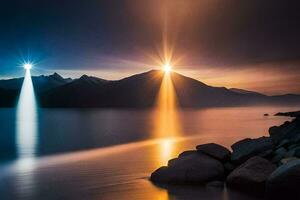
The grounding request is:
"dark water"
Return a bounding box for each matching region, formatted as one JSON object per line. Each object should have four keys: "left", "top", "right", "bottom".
{"left": 0, "top": 106, "right": 297, "bottom": 200}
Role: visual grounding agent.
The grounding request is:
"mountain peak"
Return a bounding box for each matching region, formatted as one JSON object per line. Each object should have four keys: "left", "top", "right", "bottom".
{"left": 78, "top": 74, "right": 108, "bottom": 85}
{"left": 80, "top": 74, "right": 89, "bottom": 79}
{"left": 49, "top": 72, "right": 64, "bottom": 80}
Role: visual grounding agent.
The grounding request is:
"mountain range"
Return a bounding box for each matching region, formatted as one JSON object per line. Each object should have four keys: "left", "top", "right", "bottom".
{"left": 0, "top": 70, "right": 299, "bottom": 108}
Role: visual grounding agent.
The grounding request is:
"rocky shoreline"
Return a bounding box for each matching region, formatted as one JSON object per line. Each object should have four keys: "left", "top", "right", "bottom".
{"left": 150, "top": 111, "right": 300, "bottom": 199}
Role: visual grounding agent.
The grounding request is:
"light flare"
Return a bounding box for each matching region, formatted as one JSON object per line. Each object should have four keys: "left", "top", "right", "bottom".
{"left": 163, "top": 62, "right": 172, "bottom": 73}
{"left": 153, "top": 62, "right": 182, "bottom": 166}
{"left": 23, "top": 63, "right": 32, "bottom": 70}
{"left": 16, "top": 67, "right": 38, "bottom": 164}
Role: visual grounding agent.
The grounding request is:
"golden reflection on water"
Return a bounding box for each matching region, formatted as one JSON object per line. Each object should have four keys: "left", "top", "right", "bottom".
{"left": 153, "top": 71, "right": 182, "bottom": 166}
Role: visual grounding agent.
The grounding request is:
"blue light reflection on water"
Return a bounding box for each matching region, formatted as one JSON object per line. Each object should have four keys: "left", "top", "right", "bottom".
{"left": 15, "top": 69, "right": 38, "bottom": 198}
{"left": 16, "top": 69, "right": 38, "bottom": 161}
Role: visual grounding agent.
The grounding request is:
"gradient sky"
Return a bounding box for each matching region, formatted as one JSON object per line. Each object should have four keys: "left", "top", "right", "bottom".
{"left": 1, "top": 0, "right": 300, "bottom": 95}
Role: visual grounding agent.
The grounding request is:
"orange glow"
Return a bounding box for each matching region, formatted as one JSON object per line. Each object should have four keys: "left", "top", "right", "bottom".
{"left": 153, "top": 66, "right": 182, "bottom": 165}
{"left": 163, "top": 62, "right": 172, "bottom": 73}
{"left": 154, "top": 72, "right": 181, "bottom": 138}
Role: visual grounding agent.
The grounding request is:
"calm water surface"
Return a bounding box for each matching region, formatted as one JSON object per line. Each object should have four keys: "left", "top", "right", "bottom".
{"left": 0, "top": 106, "right": 298, "bottom": 200}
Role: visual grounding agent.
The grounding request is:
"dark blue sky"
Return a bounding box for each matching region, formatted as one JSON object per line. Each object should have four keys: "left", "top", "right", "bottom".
{"left": 1, "top": 0, "right": 300, "bottom": 94}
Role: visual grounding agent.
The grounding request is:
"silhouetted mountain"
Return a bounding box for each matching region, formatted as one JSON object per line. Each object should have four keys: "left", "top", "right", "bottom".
{"left": 39, "top": 70, "right": 300, "bottom": 108}
{"left": 40, "top": 70, "right": 162, "bottom": 107}
{"left": 0, "top": 73, "right": 72, "bottom": 93}
{"left": 229, "top": 88, "right": 264, "bottom": 96}
{"left": 1, "top": 70, "right": 300, "bottom": 107}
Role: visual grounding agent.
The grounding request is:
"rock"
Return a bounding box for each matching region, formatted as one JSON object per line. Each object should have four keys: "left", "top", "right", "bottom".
{"left": 288, "top": 144, "right": 300, "bottom": 150}
{"left": 205, "top": 181, "right": 224, "bottom": 188}
{"left": 150, "top": 153, "right": 224, "bottom": 184}
{"left": 264, "top": 113, "right": 269, "bottom": 116}
{"left": 294, "top": 148, "right": 300, "bottom": 157}
{"left": 271, "top": 147, "right": 287, "bottom": 164}
{"left": 231, "top": 137, "right": 274, "bottom": 164}
{"left": 196, "top": 143, "right": 231, "bottom": 161}
{"left": 269, "top": 118, "right": 300, "bottom": 144}
{"left": 151, "top": 166, "right": 173, "bottom": 183}
{"left": 275, "top": 111, "right": 300, "bottom": 117}
{"left": 223, "top": 161, "right": 236, "bottom": 174}
{"left": 168, "top": 158, "right": 178, "bottom": 167}
{"left": 284, "top": 146, "right": 300, "bottom": 157}
{"left": 178, "top": 150, "right": 198, "bottom": 158}
{"left": 227, "top": 156, "right": 276, "bottom": 193}
{"left": 276, "top": 139, "right": 289, "bottom": 148}
{"left": 280, "top": 157, "right": 299, "bottom": 165}
{"left": 266, "top": 160, "right": 300, "bottom": 199}
{"left": 290, "top": 133, "right": 300, "bottom": 144}
{"left": 257, "top": 149, "right": 273, "bottom": 159}
{"left": 287, "top": 143, "right": 299, "bottom": 150}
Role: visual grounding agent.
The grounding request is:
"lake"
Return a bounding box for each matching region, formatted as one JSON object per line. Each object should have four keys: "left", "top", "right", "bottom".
{"left": 0, "top": 106, "right": 297, "bottom": 200}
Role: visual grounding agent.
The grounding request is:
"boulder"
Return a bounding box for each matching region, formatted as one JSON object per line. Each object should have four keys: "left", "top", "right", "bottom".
{"left": 257, "top": 149, "right": 273, "bottom": 159}
{"left": 231, "top": 137, "right": 274, "bottom": 164}
{"left": 280, "top": 157, "right": 299, "bottom": 165}
{"left": 223, "top": 161, "right": 236, "bottom": 175}
{"left": 227, "top": 156, "right": 276, "bottom": 193}
{"left": 276, "top": 139, "right": 289, "bottom": 148}
{"left": 196, "top": 143, "right": 231, "bottom": 161}
{"left": 150, "top": 153, "right": 224, "bottom": 184}
{"left": 269, "top": 118, "right": 300, "bottom": 144}
{"left": 287, "top": 143, "right": 299, "bottom": 150}
{"left": 266, "top": 160, "right": 300, "bottom": 199}
{"left": 178, "top": 150, "right": 198, "bottom": 158}
{"left": 271, "top": 147, "right": 287, "bottom": 164}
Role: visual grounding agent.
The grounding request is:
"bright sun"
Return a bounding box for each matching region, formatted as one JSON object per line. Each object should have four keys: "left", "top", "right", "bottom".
{"left": 163, "top": 63, "right": 172, "bottom": 73}
{"left": 23, "top": 63, "right": 32, "bottom": 70}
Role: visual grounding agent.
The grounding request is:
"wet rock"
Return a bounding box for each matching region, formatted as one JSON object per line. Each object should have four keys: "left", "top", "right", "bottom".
{"left": 280, "top": 157, "right": 299, "bottom": 165}
{"left": 151, "top": 153, "right": 224, "bottom": 184}
{"left": 196, "top": 143, "right": 231, "bottom": 161}
{"left": 266, "top": 160, "right": 300, "bottom": 199}
{"left": 227, "top": 156, "right": 276, "bottom": 193}
{"left": 231, "top": 137, "right": 274, "bottom": 164}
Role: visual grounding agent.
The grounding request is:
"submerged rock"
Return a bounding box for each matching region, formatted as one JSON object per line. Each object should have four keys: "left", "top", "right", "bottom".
{"left": 266, "top": 160, "right": 300, "bottom": 199}
{"left": 231, "top": 137, "right": 274, "bottom": 164}
{"left": 196, "top": 143, "right": 231, "bottom": 161}
{"left": 151, "top": 153, "right": 224, "bottom": 184}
